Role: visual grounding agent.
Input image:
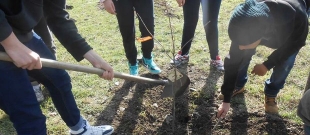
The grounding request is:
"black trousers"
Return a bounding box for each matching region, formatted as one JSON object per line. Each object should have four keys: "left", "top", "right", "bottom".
{"left": 113, "top": 0, "right": 154, "bottom": 65}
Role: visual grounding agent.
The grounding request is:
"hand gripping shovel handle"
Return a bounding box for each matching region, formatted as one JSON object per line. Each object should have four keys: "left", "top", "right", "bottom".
{"left": 0, "top": 52, "right": 168, "bottom": 85}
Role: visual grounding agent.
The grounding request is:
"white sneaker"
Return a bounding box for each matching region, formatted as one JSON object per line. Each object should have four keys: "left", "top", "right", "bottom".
{"left": 70, "top": 120, "right": 114, "bottom": 135}
{"left": 210, "top": 55, "right": 224, "bottom": 71}
{"left": 32, "top": 83, "right": 44, "bottom": 102}
{"left": 170, "top": 51, "right": 189, "bottom": 66}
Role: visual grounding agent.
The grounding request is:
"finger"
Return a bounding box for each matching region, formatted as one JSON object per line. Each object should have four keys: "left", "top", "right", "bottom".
{"left": 103, "top": 72, "right": 109, "bottom": 80}
{"left": 110, "top": 71, "right": 114, "bottom": 79}
{"left": 20, "top": 66, "right": 28, "bottom": 69}
{"left": 217, "top": 109, "right": 223, "bottom": 118}
{"left": 100, "top": 72, "right": 106, "bottom": 79}
{"left": 27, "top": 63, "right": 35, "bottom": 70}
{"left": 111, "top": 3, "right": 116, "bottom": 14}
{"left": 34, "top": 59, "right": 42, "bottom": 69}
{"left": 220, "top": 111, "right": 227, "bottom": 118}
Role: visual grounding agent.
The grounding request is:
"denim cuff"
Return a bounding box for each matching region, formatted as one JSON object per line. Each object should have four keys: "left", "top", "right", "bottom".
{"left": 264, "top": 93, "right": 277, "bottom": 98}
{"left": 69, "top": 116, "right": 84, "bottom": 131}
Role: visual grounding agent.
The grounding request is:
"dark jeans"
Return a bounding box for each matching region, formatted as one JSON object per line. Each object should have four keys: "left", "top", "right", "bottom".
{"left": 181, "top": 0, "right": 222, "bottom": 60}
{"left": 305, "top": 124, "right": 310, "bottom": 135}
{"left": 113, "top": 0, "right": 154, "bottom": 65}
{"left": 235, "top": 50, "right": 298, "bottom": 97}
{"left": 0, "top": 33, "right": 81, "bottom": 134}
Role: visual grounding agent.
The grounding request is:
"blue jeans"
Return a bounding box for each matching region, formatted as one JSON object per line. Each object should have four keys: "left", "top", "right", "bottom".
{"left": 0, "top": 33, "right": 82, "bottom": 134}
{"left": 305, "top": 125, "right": 310, "bottom": 135}
{"left": 181, "top": 0, "right": 222, "bottom": 60}
{"left": 235, "top": 51, "right": 298, "bottom": 96}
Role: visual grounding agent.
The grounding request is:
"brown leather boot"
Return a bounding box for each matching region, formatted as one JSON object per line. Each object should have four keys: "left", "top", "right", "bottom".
{"left": 265, "top": 95, "right": 279, "bottom": 114}
{"left": 218, "top": 87, "right": 245, "bottom": 100}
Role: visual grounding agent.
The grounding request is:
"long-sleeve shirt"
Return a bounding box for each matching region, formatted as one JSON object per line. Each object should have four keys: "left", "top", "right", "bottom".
{"left": 221, "top": 0, "right": 309, "bottom": 103}
{"left": 0, "top": 0, "right": 92, "bottom": 61}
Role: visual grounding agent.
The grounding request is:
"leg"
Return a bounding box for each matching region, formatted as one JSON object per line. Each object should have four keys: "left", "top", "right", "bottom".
{"left": 201, "top": 0, "right": 222, "bottom": 60}
{"left": 113, "top": 0, "right": 137, "bottom": 65}
{"left": 264, "top": 52, "right": 298, "bottom": 114}
{"left": 25, "top": 33, "right": 81, "bottom": 128}
{"left": 235, "top": 49, "right": 256, "bottom": 91}
{"left": 0, "top": 63, "right": 47, "bottom": 135}
{"left": 180, "top": 0, "right": 200, "bottom": 55}
{"left": 27, "top": 33, "right": 113, "bottom": 134}
{"left": 235, "top": 60, "right": 250, "bottom": 90}
{"left": 134, "top": 0, "right": 154, "bottom": 59}
{"left": 304, "top": 125, "right": 310, "bottom": 135}
{"left": 134, "top": 0, "right": 161, "bottom": 74}
{"left": 0, "top": 34, "right": 54, "bottom": 134}
{"left": 264, "top": 52, "right": 298, "bottom": 97}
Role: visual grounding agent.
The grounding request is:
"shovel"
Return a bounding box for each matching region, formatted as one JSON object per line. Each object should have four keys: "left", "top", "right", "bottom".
{"left": 0, "top": 52, "right": 190, "bottom": 98}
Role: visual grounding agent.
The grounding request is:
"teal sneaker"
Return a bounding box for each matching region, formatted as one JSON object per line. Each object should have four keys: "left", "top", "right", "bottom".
{"left": 128, "top": 61, "right": 139, "bottom": 76}
{"left": 142, "top": 57, "right": 161, "bottom": 74}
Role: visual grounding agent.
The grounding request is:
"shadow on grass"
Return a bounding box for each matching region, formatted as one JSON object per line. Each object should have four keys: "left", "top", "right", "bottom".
{"left": 157, "top": 64, "right": 189, "bottom": 135}
{"left": 265, "top": 114, "right": 288, "bottom": 135}
{"left": 190, "top": 66, "right": 223, "bottom": 135}
{"left": 230, "top": 94, "right": 248, "bottom": 135}
{"left": 94, "top": 80, "right": 135, "bottom": 125}
{"left": 157, "top": 64, "right": 224, "bottom": 134}
{"left": 94, "top": 73, "right": 161, "bottom": 134}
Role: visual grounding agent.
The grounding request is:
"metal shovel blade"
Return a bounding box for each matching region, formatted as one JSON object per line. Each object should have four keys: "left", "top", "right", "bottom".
{"left": 161, "top": 70, "right": 190, "bottom": 98}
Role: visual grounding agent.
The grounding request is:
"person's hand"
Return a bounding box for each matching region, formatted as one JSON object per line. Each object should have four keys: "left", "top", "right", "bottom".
{"left": 103, "top": 0, "right": 116, "bottom": 15}
{"left": 7, "top": 50, "right": 41, "bottom": 70}
{"left": 176, "top": 0, "right": 185, "bottom": 7}
{"left": 1, "top": 32, "right": 42, "bottom": 70}
{"left": 84, "top": 50, "right": 114, "bottom": 80}
{"left": 217, "top": 102, "right": 230, "bottom": 118}
{"left": 251, "top": 64, "right": 268, "bottom": 76}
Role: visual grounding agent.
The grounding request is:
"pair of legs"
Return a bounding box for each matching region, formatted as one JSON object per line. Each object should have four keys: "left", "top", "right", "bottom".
{"left": 113, "top": 0, "right": 154, "bottom": 65}
{"left": 113, "top": 0, "right": 161, "bottom": 75}
{"left": 235, "top": 50, "right": 298, "bottom": 97}
{"left": 181, "top": 0, "right": 222, "bottom": 59}
{"left": 0, "top": 33, "right": 86, "bottom": 134}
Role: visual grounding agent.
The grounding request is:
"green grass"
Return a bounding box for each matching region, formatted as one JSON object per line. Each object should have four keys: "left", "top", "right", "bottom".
{"left": 1, "top": 0, "right": 310, "bottom": 134}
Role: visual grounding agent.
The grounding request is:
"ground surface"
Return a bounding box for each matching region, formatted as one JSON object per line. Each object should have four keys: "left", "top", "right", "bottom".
{"left": 94, "top": 63, "right": 304, "bottom": 135}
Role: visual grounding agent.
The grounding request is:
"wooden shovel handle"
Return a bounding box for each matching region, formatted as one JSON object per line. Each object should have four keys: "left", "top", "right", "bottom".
{"left": 0, "top": 52, "right": 167, "bottom": 84}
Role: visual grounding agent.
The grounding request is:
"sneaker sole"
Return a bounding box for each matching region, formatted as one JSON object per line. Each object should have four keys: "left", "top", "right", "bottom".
{"left": 141, "top": 62, "right": 161, "bottom": 74}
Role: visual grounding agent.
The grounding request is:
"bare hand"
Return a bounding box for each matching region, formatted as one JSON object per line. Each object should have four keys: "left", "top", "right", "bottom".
{"left": 94, "top": 61, "right": 114, "bottom": 80}
{"left": 1, "top": 32, "right": 42, "bottom": 70}
{"left": 176, "top": 0, "right": 185, "bottom": 7}
{"left": 84, "top": 50, "right": 114, "bottom": 80}
{"left": 103, "top": 0, "right": 116, "bottom": 15}
{"left": 8, "top": 50, "right": 42, "bottom": 70}
{"left": 217, "top": 102, "right": 230, "bottom": 118}
{"left": 251, "top": 64, "right": 268, "bottom": 76}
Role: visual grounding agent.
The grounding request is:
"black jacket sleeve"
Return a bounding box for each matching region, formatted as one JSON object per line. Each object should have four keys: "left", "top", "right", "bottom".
{"left": 221, "top": 42, "right": 256, "bottom": 103}
{"left": 43, "top": 0, "right": 92, "bottom": 61}
{"left": 0, "top": 10, "right": 13, "bottom": 42}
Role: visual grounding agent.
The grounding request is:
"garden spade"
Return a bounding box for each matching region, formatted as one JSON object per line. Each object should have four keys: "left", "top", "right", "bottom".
{"left": 0, "top": 52, "right": 189, "bottom": 98}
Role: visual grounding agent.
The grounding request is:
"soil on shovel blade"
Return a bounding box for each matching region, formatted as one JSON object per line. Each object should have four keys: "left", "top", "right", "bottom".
{"left": 94, "top": 64, "right": 304, "bottom": 135}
